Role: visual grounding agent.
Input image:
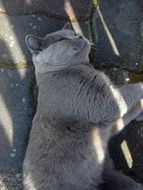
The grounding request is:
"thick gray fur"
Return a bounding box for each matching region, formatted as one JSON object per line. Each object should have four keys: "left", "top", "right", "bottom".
{"left": 23, "top": 23, "right": 143, "bottom": 190}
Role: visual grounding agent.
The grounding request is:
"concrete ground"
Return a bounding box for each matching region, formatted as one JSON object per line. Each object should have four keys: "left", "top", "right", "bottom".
{"left": 0, "top": 0, "right": 143, "bottom": 189}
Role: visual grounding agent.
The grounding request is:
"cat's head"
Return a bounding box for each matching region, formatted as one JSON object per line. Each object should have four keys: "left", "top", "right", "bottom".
{"left": 25, "top": 23, "right": 90, "bottom": 73}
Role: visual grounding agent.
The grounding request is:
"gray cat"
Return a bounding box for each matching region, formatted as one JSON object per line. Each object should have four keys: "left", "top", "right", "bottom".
{"left": 23, "top": 23, "right": 143, "bottom": 190}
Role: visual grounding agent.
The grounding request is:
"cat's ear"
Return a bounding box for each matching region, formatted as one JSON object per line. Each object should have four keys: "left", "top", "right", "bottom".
{"left": 25, "top": 35, "right": 43, "bottom": 54}
{"left": 63, "top": 22, "right": 72, "bottom": 30}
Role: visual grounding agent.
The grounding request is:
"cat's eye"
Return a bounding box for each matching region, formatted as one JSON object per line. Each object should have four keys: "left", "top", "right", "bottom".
{"left": 58, "top": 37, "right": 67, "bottom": 42}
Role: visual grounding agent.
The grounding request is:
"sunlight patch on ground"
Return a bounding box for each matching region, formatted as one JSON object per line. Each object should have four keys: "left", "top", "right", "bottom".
{"left": 92, "top": 0, "right": 98, "bottom": 7}
{"left": 0, "top": 95, "right": 13, "bottom": 146}
{"left": 25, "top": 0, "right": 32, "bottom": 6}
{"left": 121, "top": 140, "right": 133, "bottom": 169}
{"left": 64, "top": 0, "right": 83, "bottom": 35}
{"left": 96, "top": 6, "right": 120, "bottom": 57}
{"left": 0, "top": 180, "right": 7, "bottom": 190}
{"left": 0, "top": 14, "right": 26, "bottom": 79}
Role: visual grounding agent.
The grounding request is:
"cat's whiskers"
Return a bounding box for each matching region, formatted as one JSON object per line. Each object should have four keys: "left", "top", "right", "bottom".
{"left": 91, "top": 46, "right": 97, "bottom": 50}
{"left": 90, "top": 46, "right": 97, "bottom": 50}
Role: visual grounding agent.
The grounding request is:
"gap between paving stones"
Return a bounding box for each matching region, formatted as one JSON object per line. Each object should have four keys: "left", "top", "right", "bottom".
{"left": 0, "top": 61, "right": 33, "bottom": 69}
{"left": 0, "top": 11, "right": 93, "bottom": 22}
{"left": 1, "top": 60, "right": 143, "bottom": 75}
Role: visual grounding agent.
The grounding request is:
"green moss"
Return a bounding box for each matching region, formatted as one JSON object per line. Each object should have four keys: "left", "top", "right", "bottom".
{"left": 0, "top": 61, "right": 33, "bottom": 69}
{"left": 128, "top": 73, "right": 143, "bottom": 83}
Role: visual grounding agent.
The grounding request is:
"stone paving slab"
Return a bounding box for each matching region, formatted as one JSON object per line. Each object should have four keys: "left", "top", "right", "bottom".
{"left": 0, "top": 0, "right": 94, "bottom": 20}
{"left": 92, "top": 0, "right": 143, "bottom": 73}
{"left": 0, "top": 14, "right": 91, "bottom": 66}
{"left": 0, "top": 67, "right": 35, "bottom": 171}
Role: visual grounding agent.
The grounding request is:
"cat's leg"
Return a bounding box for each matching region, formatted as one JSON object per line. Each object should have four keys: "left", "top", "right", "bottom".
{"left": 113, "top": 83, "right": 143, "bottom": 117}
{"left": 85, "top": 83, "right": 143, "bottom": 125}
{"left": 102, "top": 83, "right": 143, "bottom": 130}
{"left": 99, "top": 94, "right": 143, "bottom": 190}
{"left": 102, "top": 99, "right": 143, "bottom": 190}
{"left": 97, "top": 83, "right": 143, "bottom": 126}
{"left": 111, "top": 99, "right": 143, "bottom": 135}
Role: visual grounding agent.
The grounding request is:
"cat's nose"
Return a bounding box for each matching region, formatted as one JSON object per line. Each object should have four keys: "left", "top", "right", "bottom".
{"left": 77, "top": 33, "right": 83, "bottom": 39}
{"left": 79, "top": 35, "right": 83, "bottom": 39}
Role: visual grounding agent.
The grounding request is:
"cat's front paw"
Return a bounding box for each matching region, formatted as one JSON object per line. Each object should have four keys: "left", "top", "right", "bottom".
{"left": 139, "top": 82, "right": 143, "bottom": 92}
{"left": 136, "top": 111, "right": 143, "bottom": 122}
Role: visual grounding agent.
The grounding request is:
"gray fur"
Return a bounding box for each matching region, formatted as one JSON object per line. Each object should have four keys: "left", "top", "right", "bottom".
{"left": 23, "top": 24, "right": 143, "bottom": 190}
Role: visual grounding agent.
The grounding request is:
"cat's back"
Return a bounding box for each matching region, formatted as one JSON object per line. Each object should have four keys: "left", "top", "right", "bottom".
{"left": 36, "top": 64, "right": 113, "bottom": 120}
{"left": 38, "top": 64, "right": 112, "bottom": 93}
